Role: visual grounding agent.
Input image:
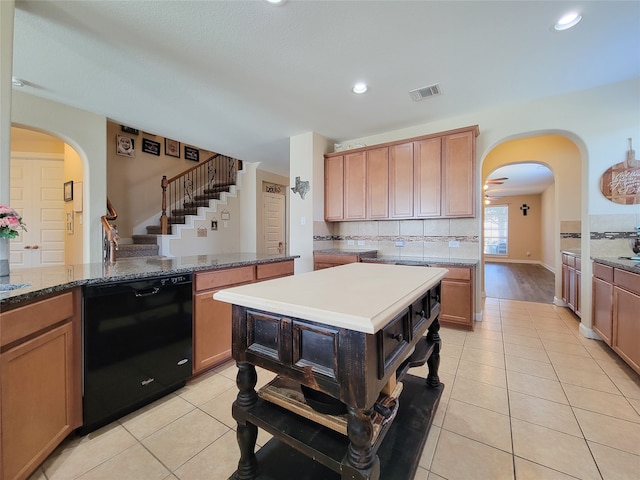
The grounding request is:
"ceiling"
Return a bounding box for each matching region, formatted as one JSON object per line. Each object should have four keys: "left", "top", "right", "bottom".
{"left": 485, "top": 163, "right": 554, "bottom": 198}
{"left": 11, "top": 1, "right": 640, "bottom": 177}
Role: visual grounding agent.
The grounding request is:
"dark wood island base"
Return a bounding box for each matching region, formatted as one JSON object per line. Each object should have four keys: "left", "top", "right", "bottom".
{"left": 214, "top": 264, "right": 447, "bottom": 480}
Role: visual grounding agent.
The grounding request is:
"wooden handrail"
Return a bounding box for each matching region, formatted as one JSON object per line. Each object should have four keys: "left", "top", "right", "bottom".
{"left": 101, "top": 197, "right": 119, "bottom": 263}
{"left": 160, "top": 154, "right": 242, "bottom": 234}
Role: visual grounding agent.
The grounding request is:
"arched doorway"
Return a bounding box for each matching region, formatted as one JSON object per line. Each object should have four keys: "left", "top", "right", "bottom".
{"left": 480, "top": 134, "right": 582, "bottom": 305}
{"left": 9, "top": 126, "right": 85, "bottom": 267}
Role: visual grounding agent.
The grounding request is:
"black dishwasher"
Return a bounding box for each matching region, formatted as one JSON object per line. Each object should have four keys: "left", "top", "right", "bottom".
{"left": 82, "top": 273, "right": 192, "bottom": 434}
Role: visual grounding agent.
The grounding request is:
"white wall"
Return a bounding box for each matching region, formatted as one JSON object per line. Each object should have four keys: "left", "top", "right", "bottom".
{"left": 11, "top": 91, "right": 106, "bottom": 264}
{"left": 541, "top": 183, "right": 555, "bottom": 272}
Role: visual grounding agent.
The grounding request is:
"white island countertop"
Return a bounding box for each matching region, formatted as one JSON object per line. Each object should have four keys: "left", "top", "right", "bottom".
{"left": 214, "top": 262, "right": 447, "bottom": 334}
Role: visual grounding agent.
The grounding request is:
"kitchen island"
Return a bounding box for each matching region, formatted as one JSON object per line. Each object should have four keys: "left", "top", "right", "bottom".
{"left": 215, "top": 262, "right": 447, "bottom": 480}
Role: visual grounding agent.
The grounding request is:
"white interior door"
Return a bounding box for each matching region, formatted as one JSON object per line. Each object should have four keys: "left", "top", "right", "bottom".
{"left": 10, "top": 156, "right": 65, "bottom": 268}
{"left": 262, "top": 192, "right": 285, "bottom": 254}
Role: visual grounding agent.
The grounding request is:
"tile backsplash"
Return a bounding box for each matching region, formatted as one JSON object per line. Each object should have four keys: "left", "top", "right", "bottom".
{"left": 314, "top": 218, "right": 480, "bottom": 259}
{"left": 589, "top": 213, "right": 640, "bottom": 257}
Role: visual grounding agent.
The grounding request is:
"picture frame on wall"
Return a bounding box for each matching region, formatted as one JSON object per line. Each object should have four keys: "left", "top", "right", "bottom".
{"left": 142, "top": 138, "right": 161, "bottom": 156}
{"left": 116, "top": 135, "right": 135, "bottom": 157}
{"left": 184, "top": 145, "right": 199, "bottom": 162}
{"left": 64, "top": 181, "right": 74, "bottom": 202}
{"left": 165, "top": 139, "right": 180, "bottom": 158}
{"left": 120, "top": 125, "right": 139, "bottom": 135}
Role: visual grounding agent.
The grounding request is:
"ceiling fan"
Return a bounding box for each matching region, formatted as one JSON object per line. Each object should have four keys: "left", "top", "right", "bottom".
{"left": 485, "top": 177, "right": 508, "bottom": 185}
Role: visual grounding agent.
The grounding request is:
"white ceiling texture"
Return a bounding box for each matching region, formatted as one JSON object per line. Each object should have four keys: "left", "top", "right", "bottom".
{"left": 11, "top": 1, "right": 640, "bottom": 178}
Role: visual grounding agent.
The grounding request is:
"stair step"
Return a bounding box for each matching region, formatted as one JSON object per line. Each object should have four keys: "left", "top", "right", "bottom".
{"left": 193, "top": 193, "right": 221, "bottom": 201}
{"left": 203, "top": 185, "right": 233, "bottom": 194}
{"left": 169, "top": 216, "right": 186, "bottom": 224}
{"left": 132, "top": 234, "right": 159, "bottom": 245}
{"left": 172, "top": 208, "right": 198, "bottom": 216}
{"left": 116, "top": 244, "right": 159, "bottom": 258}
{"left": 146, "top": 225, "right": 172, "bottom": 235}
{"left": 183, "top": 200, "right": 211, "bottom": 208}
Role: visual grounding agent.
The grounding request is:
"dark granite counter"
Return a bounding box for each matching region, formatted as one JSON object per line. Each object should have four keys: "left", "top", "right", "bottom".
{"left": 0, "top": 253, "right": 298, "bottom": 307}
{"left": 592, "top": 257, "right": 640, "bottom": 274}
{"left": 561, "top": 250, "right": 581, "bottom": 257}
{"left": 362, "top": 255, "right": 479, "bottom": 267}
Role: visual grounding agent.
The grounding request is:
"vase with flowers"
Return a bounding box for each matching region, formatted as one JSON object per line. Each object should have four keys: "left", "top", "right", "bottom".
{"left": 0, "top": 205, "right": 27, "bottom": 277}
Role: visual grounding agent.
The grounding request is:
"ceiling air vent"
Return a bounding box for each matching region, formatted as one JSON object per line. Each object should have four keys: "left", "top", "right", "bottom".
{"left": 409, "top": 83, "right": 441, "bottom": 101}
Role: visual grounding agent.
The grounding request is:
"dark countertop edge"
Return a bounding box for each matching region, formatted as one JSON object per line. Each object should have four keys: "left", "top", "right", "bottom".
{"left": 362, "top": 256, "right": 479, "bottom": 267}
{"left": 591, "top": 257, "right": 640, "bottom": 273}
{"left": 0, "top": 255, "right": 299, "bottom": 307}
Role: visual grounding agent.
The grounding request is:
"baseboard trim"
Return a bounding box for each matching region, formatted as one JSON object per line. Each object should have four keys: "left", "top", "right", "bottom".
{"left": 579, "top": 323, "right": 602, "bottom": 341}
{"left": 485, "top": 258, "right": 542, "bottom": 265}
{"left": 554, "top": 296, "right": 568, "bottom": 307}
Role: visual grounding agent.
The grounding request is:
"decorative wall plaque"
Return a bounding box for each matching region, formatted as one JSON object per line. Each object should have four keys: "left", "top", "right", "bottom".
{"left": 600, "top": 138, "right": 640, "bottom": 205}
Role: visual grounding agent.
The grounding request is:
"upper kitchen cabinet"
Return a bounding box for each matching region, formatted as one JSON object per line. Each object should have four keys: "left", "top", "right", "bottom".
{"left": 344, "top": 151, "right": 367, "bottom": 220}
{"left": 367, "top": 147, "right": 389, "bottom": 219}
{"left": 390, "top": 143, "right": 415, "bottom": 218}
{"left": 442, "top": 130, "right": 476, "bottom": 217}
{"left": 324, "top": 155, "right": 344, "bottom": 221}
{"left": 324, "top": 125, "right": 478, "bottom": 221}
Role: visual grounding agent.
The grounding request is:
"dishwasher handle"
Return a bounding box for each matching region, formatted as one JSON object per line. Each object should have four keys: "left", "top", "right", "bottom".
{"left": 134, "top": 287, "right": 160, "bottom": 297}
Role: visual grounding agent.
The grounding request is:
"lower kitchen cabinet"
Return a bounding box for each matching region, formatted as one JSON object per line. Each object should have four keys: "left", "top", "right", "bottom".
{"left": 313, "top": 251, "right": 377, "bottom": 270}
{"left": 561, "top": 252, "right": 581, "bottom": 316}
{"left": 193, "top": 260, "right": 294, "bottom": 374}
{"left": 592, "top": 263, "right": 614, "bottom": 344}
{"left": 436, "top": 266, "right": 475, "bottom": 331}
{"left": 0, "top": 289, "right": 81, "bottom": 480}
{"left": 591, "top": 261, "right": 640, "bottom": 375}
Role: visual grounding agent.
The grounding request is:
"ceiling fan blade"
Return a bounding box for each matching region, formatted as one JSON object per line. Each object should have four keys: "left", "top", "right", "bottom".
{"left": 486, "top": 177, "right": 508, "bottom": 184}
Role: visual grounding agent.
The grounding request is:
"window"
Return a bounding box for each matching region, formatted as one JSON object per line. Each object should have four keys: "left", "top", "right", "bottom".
{"left": 484, "top": 205, "right": 508, "bottom": 255}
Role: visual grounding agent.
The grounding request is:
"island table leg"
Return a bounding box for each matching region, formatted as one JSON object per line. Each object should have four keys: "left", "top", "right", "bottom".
{"left": 426, "top": 318, "right": 442, "bottom": 387}
{"left": 233, "top": 362, "right": 258, "bottom": 480}
{"left": 344, "top": 405, "right": 380, "bottom": 480}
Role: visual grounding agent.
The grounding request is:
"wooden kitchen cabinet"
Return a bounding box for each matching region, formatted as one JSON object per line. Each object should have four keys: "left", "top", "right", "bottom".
{"left": 366, "top": 147, "right": 389, "bottom": 219}
{"left": 0, "top": 289, "right": 82, "bottom": 480}
{"left": 324, "top": 155, "right": 344, "bottom": 221}
{"left": 434, "top": 265, "right": 475, "bottom": 330}
{"left": 414, "top": 137, "right": 442, "bottom": 217}
{"left": 313, "top": 251, "right": 377, "bottom": 270}
{"left": 562, "top": 252, "right": 581, "bottom": 317}
{"left": 389, "top": 142, "right": 414, "bottom": 218}
{"left": 193, "top": 261, "right": 295, "bottom": 374}
{"left": 344, "top": 151, "right": 367, "bottom": 220}
{"left": 591, "top": 261, "right": 640, "bottom": 375}
{"left": 592, "top": 262, "right": 615, "bottom": 346}
{"left": 612, "top": 269, "right": 640, "bottom": 373}
{"left": 323, "top": 125, "right": 478, "bottom": 222}
{"left": 442, "top": 130, "right": 475, "bottom": 217}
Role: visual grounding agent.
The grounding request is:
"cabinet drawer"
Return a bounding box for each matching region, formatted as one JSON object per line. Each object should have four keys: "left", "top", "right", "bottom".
{"left": 614, "top": 269, "right": 640, "bottom": 296}
{"left": 1, "top": 292, "right": 74, "bottom": 348}
{"left": 378, "top": 308, "right": 410, "bottom": 379}
{"left": 195, "top": 266, "right": 255, "bottom": 291}
{"left": 257, "top": 260, "right": 294, "bottom": 280}
{"left": 313, "top": 254, "right": 359, "bottom": 265}
{"left": 593, "top": 263, "right": 614, "bottom": 282}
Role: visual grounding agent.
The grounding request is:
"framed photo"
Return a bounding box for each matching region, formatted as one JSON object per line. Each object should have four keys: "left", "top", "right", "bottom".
{"left": 142, "top": 138, "right": 161, "bottom": 156}
{"left": 116, "top": 135, "right": 135, "bottom": 157}
{"left": 165, "top": 139, "right": 180, "bottom": 158}
{"left": 120, "top": 125, "right": 139, "bottom": 135}
{"left": 64, "top": 181, "right": 74, "bottom": 202}
{"left": 184, "top": 145, "right": 199, "bottom": 162}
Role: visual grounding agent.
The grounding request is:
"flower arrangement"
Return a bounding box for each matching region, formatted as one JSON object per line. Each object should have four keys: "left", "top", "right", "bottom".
{"left": 0, "top": 205, "right": 27, "bottom": 239}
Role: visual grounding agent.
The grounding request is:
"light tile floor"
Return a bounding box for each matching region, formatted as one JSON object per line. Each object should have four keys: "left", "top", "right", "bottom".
{"left": 29, "top": 298, "right": 640, "bottom": 480}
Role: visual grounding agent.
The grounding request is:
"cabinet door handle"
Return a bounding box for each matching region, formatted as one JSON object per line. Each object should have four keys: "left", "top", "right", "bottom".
{"left": 415, "top": 309, "right": 425, "bottom": 318}
{"left": 32, "top": 245, "right": 40, "bottom": 249}
{"left": 134, "top": 287, "right": 160, "bottom": 297}
{"left": 24, "top": 245, "right": 32, "bottom": 249}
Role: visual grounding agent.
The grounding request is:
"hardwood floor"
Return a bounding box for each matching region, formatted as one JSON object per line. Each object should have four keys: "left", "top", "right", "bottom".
{"left": 484, "top": 262, "right": 555, "bottom": 303}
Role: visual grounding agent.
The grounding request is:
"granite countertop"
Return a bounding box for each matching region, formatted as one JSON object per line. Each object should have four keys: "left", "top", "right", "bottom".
{"left": 314, "top": 249, "right": 378, "bottom": 256}
{"left": 592, "top": 257, "right": 640, "bottom": 274}
{"left": 362, "top": 255, "right": 479, "bottom": 267}
{"left": 0, "top": 253, "right": 298, "bottom": 306}
{"left": 561, "top": 250, "right": 581, "bottom": 256}
{"left": 214, "top": 263, "right": 447, "bottom": 334}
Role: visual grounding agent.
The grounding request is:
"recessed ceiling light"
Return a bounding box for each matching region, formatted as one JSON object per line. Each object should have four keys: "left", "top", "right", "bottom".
{"left": 554, "top": 11, "right": 582, "bottom": 31}
{"left": 265, "top": 0, "right": 286, "bottom": 5}
{"left": 352, "top": 82, "right": 368, "bottom": 94}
